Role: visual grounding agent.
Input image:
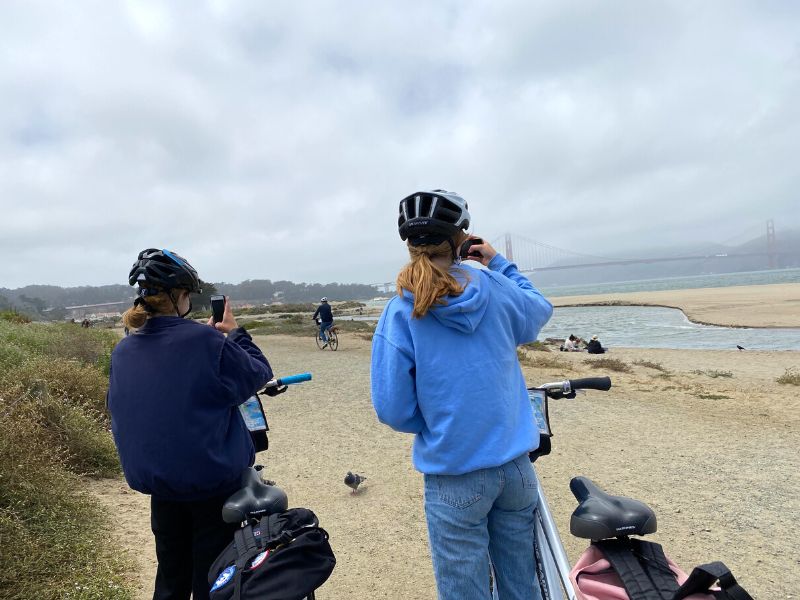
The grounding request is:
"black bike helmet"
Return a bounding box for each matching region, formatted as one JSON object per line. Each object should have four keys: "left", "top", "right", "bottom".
{"left": 128, "top": 248, "right": 202, "bottom": 293}
{"left": 398, "top": 189, "right": 471, "bottom": 246}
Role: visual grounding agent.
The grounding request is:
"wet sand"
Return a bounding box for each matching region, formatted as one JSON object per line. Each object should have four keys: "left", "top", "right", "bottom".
{"left": 90, "top": 328, "right": 800, "bottom": 599}
{"left": 550, "top": 282, "right": 800, "bottom": 328}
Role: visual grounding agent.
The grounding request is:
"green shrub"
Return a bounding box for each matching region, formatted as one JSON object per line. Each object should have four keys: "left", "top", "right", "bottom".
{"left": 776, "top": 367, "right": 800, "bottom": 386}
{"left": 247, "top": 317, "right": 374, "bottom": 337}
{"left": 0, "top": 310, "right": 31, "bottom": 323}
{"left": 0, "top": 319, "right": 132, "bottom": 599}
{"left": 0, "top": 403, "right": 130, "bottom": 600}
{"left": 266, "top": 303, "right": 316, "bottom": 314}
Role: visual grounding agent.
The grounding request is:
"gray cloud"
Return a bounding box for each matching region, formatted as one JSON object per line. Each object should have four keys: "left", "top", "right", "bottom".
{"left": 1, "top": 0, "right": 798, "bottom": 288}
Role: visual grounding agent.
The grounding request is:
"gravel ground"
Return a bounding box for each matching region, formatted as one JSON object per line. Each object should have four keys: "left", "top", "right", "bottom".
{"left": 90, "top": 333, "right": 800, "bottom": 599}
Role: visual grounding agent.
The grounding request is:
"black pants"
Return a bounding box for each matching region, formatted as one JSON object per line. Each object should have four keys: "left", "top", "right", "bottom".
{"left": 151, "top": 494, "right": 239, "bottom": 600}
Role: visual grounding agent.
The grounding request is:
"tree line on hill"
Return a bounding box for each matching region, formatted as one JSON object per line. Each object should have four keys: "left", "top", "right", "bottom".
{"left": 0, "top": 279, "right": 381, "bottom": 320}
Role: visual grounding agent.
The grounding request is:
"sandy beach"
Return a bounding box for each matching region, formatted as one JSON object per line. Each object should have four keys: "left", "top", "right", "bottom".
{"left": 88, "top": 288, "right": 800, "bottom": 599}
{"left": 550, "top": 282, "right": 800, "bottom": 328}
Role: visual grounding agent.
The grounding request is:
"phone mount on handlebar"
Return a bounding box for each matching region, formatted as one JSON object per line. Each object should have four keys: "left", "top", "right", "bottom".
{"left": 260, "top": 383, "right": 288, "bottom": 397}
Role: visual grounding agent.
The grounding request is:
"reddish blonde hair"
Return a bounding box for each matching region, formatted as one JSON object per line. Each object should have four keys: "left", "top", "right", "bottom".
{"left": 121, "top": 290, "right": 184, "bottom": 330}
{"left": 396, "top": 232, "right": 469, "bottom": 318}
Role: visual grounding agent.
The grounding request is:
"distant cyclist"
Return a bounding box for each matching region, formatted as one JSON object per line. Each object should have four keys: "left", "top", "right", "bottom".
{"left": 312, "top": 297, "right": 334, "bottom": 349}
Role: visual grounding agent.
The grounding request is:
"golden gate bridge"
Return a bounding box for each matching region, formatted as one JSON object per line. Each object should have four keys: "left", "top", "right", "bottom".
{"left": 371, "top": 220, "right": 794, "bottom": 291}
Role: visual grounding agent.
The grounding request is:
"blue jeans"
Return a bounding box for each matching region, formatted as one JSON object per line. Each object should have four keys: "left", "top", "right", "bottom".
{"left": 319, "top": 321, "right": 333, "bottom": 342}
{"left": 423, "top": 454, "right": 543, "bottom": 600}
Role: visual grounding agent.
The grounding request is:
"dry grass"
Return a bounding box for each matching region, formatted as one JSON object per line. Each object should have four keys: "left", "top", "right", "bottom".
{"left": 582, "top": 357, "right": 632, "bottom": 373}
{"left": 0, "top": 320, "right": 132, "bottom": 599}
{"left": 517, "top": 348, "right": 569, "bottom": 370}
{"left": 691, "top": 369, "right": 734, "bottom": 379}
{"left": 776, "top": 367, "right": 800, "bottom": 386}
{"left": 632, "top": 359, "right": 669, "bottom": 372}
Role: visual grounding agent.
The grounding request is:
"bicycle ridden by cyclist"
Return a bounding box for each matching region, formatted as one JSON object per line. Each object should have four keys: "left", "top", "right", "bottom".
{"left": 371, "top": 190, "right": 553, "bottom": 600}
{"left": 107, "top": 249, "right": 274, "bottom": 600}
{"left": 312, "top": 297, "right": 334, "bottom": 349}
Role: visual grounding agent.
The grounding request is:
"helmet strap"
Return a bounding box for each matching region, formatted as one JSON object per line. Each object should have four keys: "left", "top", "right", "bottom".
{"left": 446, "top": 238, "right": 457, "bottom": 262}
{"left": 167, "top": 290, "right": 192, "bottom": 319}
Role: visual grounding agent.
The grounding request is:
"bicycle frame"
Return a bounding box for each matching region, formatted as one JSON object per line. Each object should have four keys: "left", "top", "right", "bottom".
{"left": 489, "top": 378, "right": 610, "bottom": 599}
{"left": 533, "top": 468, "right": 577, "bottom": 600}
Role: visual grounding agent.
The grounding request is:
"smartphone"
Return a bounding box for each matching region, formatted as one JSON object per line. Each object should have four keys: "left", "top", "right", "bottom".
{"left": 210, "top": 295, "right": 226, "bottom": 323}
{"left": 459, "top": 238, "right": 484, "bottom": 260}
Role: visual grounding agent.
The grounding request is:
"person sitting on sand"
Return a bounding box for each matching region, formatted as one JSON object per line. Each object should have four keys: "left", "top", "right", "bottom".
{"left": 561, "top": 334, "right": 580, "bottom": 352}
{"left": 586, "top": 335, "right": 606, "bottom": 354}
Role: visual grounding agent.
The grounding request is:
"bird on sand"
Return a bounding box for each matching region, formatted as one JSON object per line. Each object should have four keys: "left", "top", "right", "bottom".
{"left": 344, "top": 472, "right": 366, "bottom": 493}
{"left": 736, "top": 345, "right": 745, "bottom": 351}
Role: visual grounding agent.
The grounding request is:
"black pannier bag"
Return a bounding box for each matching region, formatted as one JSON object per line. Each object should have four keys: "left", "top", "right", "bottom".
{"left": 209, "top": 508, "right": 335, "bottom": 600}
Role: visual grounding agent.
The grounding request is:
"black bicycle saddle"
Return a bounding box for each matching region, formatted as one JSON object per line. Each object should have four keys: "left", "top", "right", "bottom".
{"left": 569, "top": 476, "right": 657, "bottom": 540}
{"left": 222, "top": 467, "right": 289, "bottom": 524}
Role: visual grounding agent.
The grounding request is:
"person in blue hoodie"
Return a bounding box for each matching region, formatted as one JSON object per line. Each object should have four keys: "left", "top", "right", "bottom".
{"left": 371, "top": 190, "right": 553, "bottom": 600}
{"left": 107, "top": 249, "right": 273, "bottom": 600}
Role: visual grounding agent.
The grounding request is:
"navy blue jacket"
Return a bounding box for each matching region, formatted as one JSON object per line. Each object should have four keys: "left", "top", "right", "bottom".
{"left": 107, "top": 317, "right": 273, "bottom": 501}
{"left": 313, "top": 303, "right": 333, "bottom": 323}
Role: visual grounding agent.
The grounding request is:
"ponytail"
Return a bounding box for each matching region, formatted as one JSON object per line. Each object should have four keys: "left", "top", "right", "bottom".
{"left": 396, "top": 233, "right": 469, "bottom": 318}
{"left": 121, "top": 291, "right": 179, "bottom": 330}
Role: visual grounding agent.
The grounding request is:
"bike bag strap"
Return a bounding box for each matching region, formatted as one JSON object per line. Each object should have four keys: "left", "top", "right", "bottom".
{"left": 231, "top": 526, "right": 263, "bottom": 600}
{"left": 594, "top": 539, "right": 679, "bottom": 600}
{"left": 672, "top": 562, "right": 754, "bottom": 600}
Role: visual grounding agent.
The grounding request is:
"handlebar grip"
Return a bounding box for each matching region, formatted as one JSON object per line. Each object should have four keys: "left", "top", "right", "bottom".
{"left": 569, "top": 377, "right": 611, "bottom": 391}
{"left": 277, "top": 373, "right": 312, "bottom": 386}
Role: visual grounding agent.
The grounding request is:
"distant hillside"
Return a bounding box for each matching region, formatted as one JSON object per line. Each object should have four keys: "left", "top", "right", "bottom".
{"left": 0, "top": 279, "right": 378, "bottom": 320}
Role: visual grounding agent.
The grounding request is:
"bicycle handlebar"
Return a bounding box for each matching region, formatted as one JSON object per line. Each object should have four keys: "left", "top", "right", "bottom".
{"left": 262, "top": 373, "right": 312, "bottom": 388}
{"left": 569, "top": 377, "right": 611, "bottom": 391}
{"left": 537, "top": 376, "right": 612, "bottom": 396}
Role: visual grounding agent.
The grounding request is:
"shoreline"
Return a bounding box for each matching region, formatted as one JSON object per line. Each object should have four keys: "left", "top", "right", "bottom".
{"left": 548, "top": 282, "right": 800, "bottom": 329}
{"left": 550, "top": 300, "right": 798, "bottom": 330}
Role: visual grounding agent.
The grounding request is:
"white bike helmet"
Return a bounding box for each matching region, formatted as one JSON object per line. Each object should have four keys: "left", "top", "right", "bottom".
{"left": 320, "top": 297, "right": 328, "bottom": 302}
{"left": 398, "top": 189, "right": 471, "bottom": 246}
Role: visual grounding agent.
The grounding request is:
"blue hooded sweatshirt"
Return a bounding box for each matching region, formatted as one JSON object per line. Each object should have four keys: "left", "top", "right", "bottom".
{"left": 371, "top": 254, "right": 553, "bottom": 475}
{"left": 107, "top": 317, "right": 273, "bottom": 501}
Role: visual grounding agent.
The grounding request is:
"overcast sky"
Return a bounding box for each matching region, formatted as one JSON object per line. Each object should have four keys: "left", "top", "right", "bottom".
{"left": 1, "top": 1, "right": 798, "bottom": 288}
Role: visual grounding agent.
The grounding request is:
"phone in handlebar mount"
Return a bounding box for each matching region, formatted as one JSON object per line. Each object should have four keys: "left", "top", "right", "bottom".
{"left": 239, "top": 373, "right": 313, "bottom": 452}
{"left": 528, "top": 377, "right": 611, "bottom": 463}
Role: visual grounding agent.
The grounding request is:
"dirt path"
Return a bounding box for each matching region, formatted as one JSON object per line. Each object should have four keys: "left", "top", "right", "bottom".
{"left": 89, "top": 333, "right": 800, "bottom": 599}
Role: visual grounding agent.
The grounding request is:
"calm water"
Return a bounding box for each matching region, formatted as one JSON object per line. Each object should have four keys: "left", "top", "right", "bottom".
{"left": 359, "top": 268, "right": 799, "bottom": 350}
{"left": 541, "top": 306, "right": 800, "bottom": 351}
{"left": 540, "top": 267, "right": 800, "bottom": 297}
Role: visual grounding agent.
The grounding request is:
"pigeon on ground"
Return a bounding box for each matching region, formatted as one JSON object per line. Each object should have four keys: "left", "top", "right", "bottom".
{"left": 344, "top": 472, "right": 366, "bottom": 494}
{"left": 736, "top": 345, "right": 745, "bottom": 351}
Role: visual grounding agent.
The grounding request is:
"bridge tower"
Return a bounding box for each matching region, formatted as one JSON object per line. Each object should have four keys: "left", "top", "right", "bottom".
{"left": 505, "top": 233, "right": 514, "bottom": 261}
{"left": 766, "top": 219, "right": 776, "bottom": 269}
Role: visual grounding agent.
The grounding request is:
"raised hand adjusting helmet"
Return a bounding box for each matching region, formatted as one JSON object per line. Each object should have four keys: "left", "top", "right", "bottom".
{"left": 128, "top": 248, "right": 202, "bottom": 294}
{"left": 398, "top": 189, "right": 471, "bottom": 246}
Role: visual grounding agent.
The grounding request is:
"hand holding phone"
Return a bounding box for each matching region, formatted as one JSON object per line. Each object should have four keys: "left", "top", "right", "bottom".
{"left": 210, "top": 295, "right": 226, "bottom": 323}
{"left": 459, "top": 238, "right": 484, "bottom": 260}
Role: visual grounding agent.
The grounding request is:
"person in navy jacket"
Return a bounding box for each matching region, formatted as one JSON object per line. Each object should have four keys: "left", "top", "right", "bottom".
{"left": 107, "top": 248, "right": 273, "bottom": 600}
